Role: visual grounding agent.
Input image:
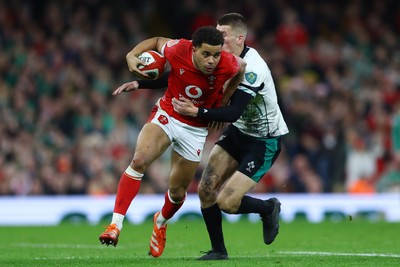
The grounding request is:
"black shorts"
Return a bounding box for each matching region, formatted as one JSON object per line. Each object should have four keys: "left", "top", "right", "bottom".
{"left": 216, "top": 124, "right": 281, "bottom": 182}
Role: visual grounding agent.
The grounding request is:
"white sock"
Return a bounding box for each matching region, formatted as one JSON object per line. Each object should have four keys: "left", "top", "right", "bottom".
{"left": 111, "top": 213, "right": 125, "bottom": 230}
{"left": 125, "top": 166, "right": 144, "bottom": 179}
{"left": 156, "top": 212, "right": 167, "bottom": 228}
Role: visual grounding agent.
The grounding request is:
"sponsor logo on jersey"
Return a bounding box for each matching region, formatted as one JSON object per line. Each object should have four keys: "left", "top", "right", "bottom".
{"left": 180, "top": 68, "right": 185, "bottom": 75}
{"left": 185, "top": 85, "right": 202, "bottom": 98}
{"left": 245, "top": 72, "right": 257, "bottom": 85}
{"left": 196, "top": 149, "right": 201, "bottom": 156}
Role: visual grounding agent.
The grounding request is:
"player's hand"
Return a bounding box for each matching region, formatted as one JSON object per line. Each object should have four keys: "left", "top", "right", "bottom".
{"left": 126, "top": 53, "right": 150, "bottom": 79}
{"left": 112, "top": 81, "right": 139, "bottom": 95}
{"left": 172, "top": 97, "right": 198, "bottom": 117}
{"left": 208, "top": 121, "right": 226, "bottom": 131}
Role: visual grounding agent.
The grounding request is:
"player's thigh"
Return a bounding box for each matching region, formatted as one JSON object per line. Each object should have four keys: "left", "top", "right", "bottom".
{"left": 168, "top": 150, "right": 199, "bottom": 199}
{"left": 217, "top": 171, "right": 256, "bottom": 212}
{"left": 133, "top": 123, "right": 171, "bottom": 169}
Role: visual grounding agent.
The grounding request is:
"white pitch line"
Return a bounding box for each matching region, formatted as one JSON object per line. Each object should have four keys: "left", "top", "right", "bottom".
{"left": 8, "top": 244, "right": 400, "bottom": 259}
{"left": 278, "top": 251, "right": 400, "bottom": 258}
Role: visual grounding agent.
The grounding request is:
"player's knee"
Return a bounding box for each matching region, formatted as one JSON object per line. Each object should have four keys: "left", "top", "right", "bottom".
{"left": 131, "top": 152, "right": 149, "bottom": 173}
{"left": 217, "top": 196, "right": 240, "bottom": 214}
{"left": 168, "top": 187, "right": 186, "bottom": 203}
{"left": 198, "top": 181, "right": 217, "bottom": 204}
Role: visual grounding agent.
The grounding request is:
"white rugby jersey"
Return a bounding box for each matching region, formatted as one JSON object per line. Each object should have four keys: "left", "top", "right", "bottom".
{"left": 234, "top": 47, "right": 289, "bottom": 138}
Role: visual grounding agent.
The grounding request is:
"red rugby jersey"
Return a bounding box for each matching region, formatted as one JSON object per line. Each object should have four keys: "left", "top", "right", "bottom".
{"left": 160, "top": 39, "right": 239, "bottom": 127}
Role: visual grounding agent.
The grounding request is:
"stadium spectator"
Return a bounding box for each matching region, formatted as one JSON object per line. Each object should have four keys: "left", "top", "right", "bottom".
{"left": 345, "top": 128, "right": 381, "bottom": 193}
{"left": 288, "top": 153, "right": 323, "bottom": 193}
{"left": 376, "top": 152, "right": 400, "bottom": 193}
{"left": 275, "top": 8, "right": 309, "bottom": 56}
{"left": 392, "top": 106, "right": 400, "bottom": 153}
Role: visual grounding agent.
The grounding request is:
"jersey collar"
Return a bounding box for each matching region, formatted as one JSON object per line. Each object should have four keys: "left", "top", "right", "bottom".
{"left": 239, "top": 45, "right": 250, "bottom": 59}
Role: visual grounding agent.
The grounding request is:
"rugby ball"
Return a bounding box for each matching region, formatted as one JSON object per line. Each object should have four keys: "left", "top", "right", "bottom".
{"left": 137, "top": 50, "right": 167, "bottom": 80}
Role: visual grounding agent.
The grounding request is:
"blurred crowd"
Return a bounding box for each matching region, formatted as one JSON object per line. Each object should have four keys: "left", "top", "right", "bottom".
{"left": 0, "top": 0, "right": 399, "bottom": 196}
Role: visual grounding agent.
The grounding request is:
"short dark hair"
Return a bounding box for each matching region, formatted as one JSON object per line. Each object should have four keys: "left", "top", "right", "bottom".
{"left": 192, "top": 26, "right": 224, "bottom": 48}
{"left": 217, "top": 13, "right": 247, "bottom": 34}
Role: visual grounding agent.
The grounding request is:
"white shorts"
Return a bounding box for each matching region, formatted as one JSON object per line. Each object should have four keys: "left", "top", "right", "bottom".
{"left": 149, "top": 103, "right": 208, "bottom": 162}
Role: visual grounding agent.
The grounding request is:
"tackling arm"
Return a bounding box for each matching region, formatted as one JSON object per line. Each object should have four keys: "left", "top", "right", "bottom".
{"left": 172, "top": 89, "right": 253, "bottom": 122}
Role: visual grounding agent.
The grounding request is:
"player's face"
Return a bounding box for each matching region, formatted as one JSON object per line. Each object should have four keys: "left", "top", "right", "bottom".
{"left": 216, "top": 25, "right": 237, "bottom": 55}
{"left": 192, "top": 43, "right": 222, "bottom": 75}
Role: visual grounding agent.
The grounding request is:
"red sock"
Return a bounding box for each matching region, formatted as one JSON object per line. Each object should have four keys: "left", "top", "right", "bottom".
{"left": 113, "top": 172, "right": 141, "bottom": 215}
{"left": 161, "top": 191, "right": 185, "bottom": 220}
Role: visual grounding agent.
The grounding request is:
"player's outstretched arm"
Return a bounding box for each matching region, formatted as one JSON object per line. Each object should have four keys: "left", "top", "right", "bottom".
{"left": 112, "top": 81, "right": 139, "bottom": 95}
{"left": 112, "top": 71, "right": 170, "bottom": 96}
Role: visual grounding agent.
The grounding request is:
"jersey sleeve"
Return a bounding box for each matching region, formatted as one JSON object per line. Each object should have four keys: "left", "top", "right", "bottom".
{"left": 197, "top": 90, "right": 253, "bottom": 122}
{"left": 237, "top": 57, "right": 268, "bottom": 96}
{"left": 162, "top": 39, "right": 183, "bottom": 62}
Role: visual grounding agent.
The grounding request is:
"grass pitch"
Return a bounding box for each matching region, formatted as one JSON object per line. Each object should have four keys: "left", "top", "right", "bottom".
{"left": 1, "top": 218, "right": 399, "bottom": 267}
